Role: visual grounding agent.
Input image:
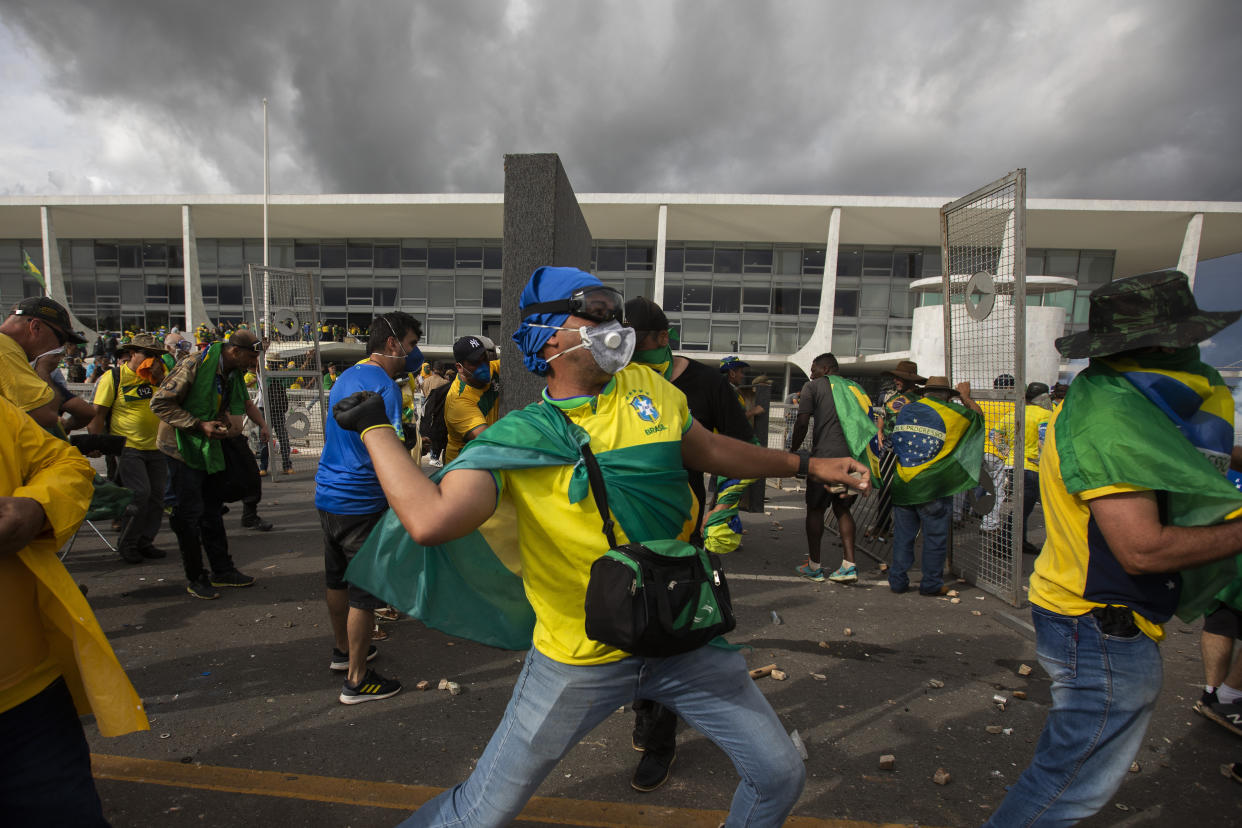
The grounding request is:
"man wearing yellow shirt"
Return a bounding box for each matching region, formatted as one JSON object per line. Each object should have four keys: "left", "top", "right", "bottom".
{"left": 444, "top": 335, "right": 500, "bottom": 463}
{"left": 334, "top": 267, "right": 870, "bottom": 826}
{"left": 0, "top": 297, "right": 87, "bottom": 433}
{"left": 0, "top": 393, "right": 148, "bottom": 824}
{"left": 89, "top": 332, "right": 169, "bottom": 564}
{"left": 985, "top": 270, "right": 1242, "bottom": 826}
{"left": 1019, "top": 382, "right": 1053, "bottom": 555}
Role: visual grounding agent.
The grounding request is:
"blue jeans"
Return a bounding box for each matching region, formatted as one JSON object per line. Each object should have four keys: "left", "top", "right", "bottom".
{"left": 398, "top": 646, "right": 805, "bottom": 827}
{"left": 0, "top": 677, "right": 108, "bottom": 826}
{"left": 982, "top": 605, "right": 1162, "bottom": 827}
{"left": 889, "top": 496, "right": 951, "bottom": 594}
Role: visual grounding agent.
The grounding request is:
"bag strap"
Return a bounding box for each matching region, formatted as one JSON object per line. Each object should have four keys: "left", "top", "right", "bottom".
{"left": 552, "top": 405, "right": 617, "bottom": 548}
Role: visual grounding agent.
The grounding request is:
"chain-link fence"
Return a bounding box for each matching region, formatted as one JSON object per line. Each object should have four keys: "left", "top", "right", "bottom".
{"left": 247, "top": 265, "right": 327, "bottom": 477}
{"left": 940, "top": 170, "right": 1028, "bottom": 606}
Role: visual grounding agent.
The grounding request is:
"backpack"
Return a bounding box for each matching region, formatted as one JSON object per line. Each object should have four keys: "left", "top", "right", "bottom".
{"left": 420, "top": 381, "right": 450, "bottom": 444}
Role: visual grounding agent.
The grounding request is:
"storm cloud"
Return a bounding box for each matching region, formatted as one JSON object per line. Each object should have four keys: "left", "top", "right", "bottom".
{"left": 2, "top": 0, "right": 1240, "bottom": 199}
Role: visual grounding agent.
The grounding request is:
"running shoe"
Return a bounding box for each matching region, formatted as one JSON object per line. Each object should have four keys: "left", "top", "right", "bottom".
{"left": 210, "top": 569, "right": 256, "bottom": 588}
{"left": 796, "top": 560, "right": 825, "bottom": 582}
{"left": 186, "top": 577, "right": 220, "bottom": 600}
{"left": 339, "top": 669, "right": 402, "bottom": 705}
{"left": 827, "top": 564, "right": 858, "bottom": 583}
{"left": 329, "top": 645, "right": 378, "bottom": 672}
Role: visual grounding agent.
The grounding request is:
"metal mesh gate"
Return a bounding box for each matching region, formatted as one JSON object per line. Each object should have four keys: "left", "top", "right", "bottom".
{"left": 940, "top": 170, "right": 1028, "bottom": 605}
{"left": 246, "top": 265, "right": 328, "bottom": 476}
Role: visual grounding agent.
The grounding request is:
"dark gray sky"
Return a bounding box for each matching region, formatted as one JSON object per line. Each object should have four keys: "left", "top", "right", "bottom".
{"left": 2, "top": 0, "right": 1240, "bottom": 199}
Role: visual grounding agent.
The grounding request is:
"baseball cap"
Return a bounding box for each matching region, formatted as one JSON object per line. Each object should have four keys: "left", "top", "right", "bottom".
{"left": 11, "top": 297, "right": 87, "bottom": 344}
{"left": 719, "top": 355, "right": 750, "bottom": 373}
{"left": 453, "top": 335, "right": 487, "bottom": 364}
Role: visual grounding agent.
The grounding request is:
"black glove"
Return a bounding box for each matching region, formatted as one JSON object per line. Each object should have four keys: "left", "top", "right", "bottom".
{"left": 332, "top": 391, "right": 391, "bottom": 433}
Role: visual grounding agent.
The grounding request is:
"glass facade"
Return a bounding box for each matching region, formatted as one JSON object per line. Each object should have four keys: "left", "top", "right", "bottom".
{"left": 4, "top": 231, "right": 1111, "bottom": 356}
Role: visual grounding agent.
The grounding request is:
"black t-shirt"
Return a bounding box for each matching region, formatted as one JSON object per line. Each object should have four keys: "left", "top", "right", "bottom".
{"left": 673, "top": 358, "right": 754, "bottom": 444}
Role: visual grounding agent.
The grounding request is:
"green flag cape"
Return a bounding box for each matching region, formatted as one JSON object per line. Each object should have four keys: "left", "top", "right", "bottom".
{"left": 175, "top": 343, "right": 245, "bottom": 473}
{"left": 1055, "top": 351, "right": 1242, "bottom": 621}
{"left": 889, "top": 397, "right": 984, "bottom": 507}
{"left": 828, "top": 376, "right": 877, "bottom": 462}
{"left": 345, "top": 397, "right": 695, "bottom": 650}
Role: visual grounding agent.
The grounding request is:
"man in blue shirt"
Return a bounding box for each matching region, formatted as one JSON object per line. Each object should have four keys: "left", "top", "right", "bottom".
{"left": 315, "top": 311, "right": 422, "bottom": 704}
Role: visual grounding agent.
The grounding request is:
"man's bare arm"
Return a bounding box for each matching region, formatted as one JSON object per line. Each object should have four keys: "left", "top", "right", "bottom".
{"left": 680, "top": 420, "right": 869, "bottom": 493}
{"left": 360, "top": 426, "right": 497, "bottom": 545}
{"left": 789, "top": 412, "right": 811, "bottom": 454}
{"left": 1089, "top": 491, "right": 1242, "bottom": 575}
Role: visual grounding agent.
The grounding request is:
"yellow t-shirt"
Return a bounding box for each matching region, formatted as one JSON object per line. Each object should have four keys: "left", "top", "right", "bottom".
{"left": 0, "top": 332, "right": 55, "bottom": 412}
{"left": 1028, "top": 408, "right": 1164, "bottom": 641}
{"left": 498, "top": 365, "right": 696, "bottom": 665}
{"left": 93, "top": 364, "right": 161, "bottom": 451}
{"left": 445, "top": 359, "right": 501, "bottom": 462}
{"left": 1024, "top": 404, "right": 1052, "bottom": 472}
{"left": 979, "top": 399, "right": 1015, "bottom": 465}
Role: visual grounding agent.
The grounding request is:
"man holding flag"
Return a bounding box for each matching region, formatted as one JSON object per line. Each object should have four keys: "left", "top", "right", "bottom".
{"left": 789, "top": 352, "right": 876, "bottom": 583}
{"left": 331, "top": 266, "right": 870, "bottom": 826}
{"left": 985, "top": 270, "right": 1242, "bottom": 826}
{"left": 887, "top": 376, "right": 984, "bottom": 596}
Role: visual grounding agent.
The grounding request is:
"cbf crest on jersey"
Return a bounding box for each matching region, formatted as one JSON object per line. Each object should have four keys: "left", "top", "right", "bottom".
{"left": 629, "top": 393, "right": 659, "bottom": 422}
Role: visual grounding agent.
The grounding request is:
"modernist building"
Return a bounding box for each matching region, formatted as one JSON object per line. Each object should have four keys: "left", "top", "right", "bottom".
{"left": 1, "top": 194, "right": 1238, "bottom": 391}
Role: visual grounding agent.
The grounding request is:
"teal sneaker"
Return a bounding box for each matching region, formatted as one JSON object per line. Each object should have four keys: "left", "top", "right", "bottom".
{"left": 796, "top": 561, "right": 826, "bottom": 582}
{"left": 827, "top": 564, "right": 858, "bottom": 583}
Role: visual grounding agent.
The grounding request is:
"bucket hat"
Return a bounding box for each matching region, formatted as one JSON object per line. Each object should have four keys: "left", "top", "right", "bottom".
{"left": 116, "top": 332, "right": 164, "bottom": 357}
{"left": 921, "top": 376, "right": 958, "bottom": 395}
{"left": 1055, "top": 269, "right": 1241, "bottom": 359}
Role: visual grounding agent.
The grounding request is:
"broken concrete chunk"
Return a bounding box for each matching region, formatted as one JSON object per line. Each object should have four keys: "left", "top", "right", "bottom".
{"left": 971, "top": 610, "right": 983, "bottom": 616}
{"left": 771, "top": 610, "right": 783, "bottom": 625}
{"left": 932, "top": 768, "right": 951, "bottom": 785}
{"left": 843, "top": 627, "right": 853, "bottom": 637}
{"left": 947, "top": 589, "right": 959, "bottom": 598}
{"left": 879, "top": 754, "right": 896, "bottom": 770}
{"left": 770, "top": 669, "right": 788, "bottom": 681}
{"left": 1129, "top": 761, "right": 1141, "bottom": 773}
{"left": 818, "top": 640, "right": 830, "bottom": 649}
{"left": 810, "top": 672, "right": 827, "bottom": 681}
{"left": 950, "top": 597, "right": 962, "bottom": 604}
{"left": 415, "top": 680, "right": 431, "bottom": 691}
{"left": 928, "top": 678, "right": 945, "bottom": 689}
{"left": 446, "top": 682, "right": 461, "bottom": 696}
{"left": 986, "top": 725, "right": 1004, "bottom": 734}
{"left": 789, "top": 729, "right": 808, "bottom": 760}
{"left": 1017, "top": 663, "right": 1033, "bottom": 676}
{"left": 437, "top": 679, "right": 449, "bottom": 691}
{"left": 1012, "top": 690, "right": 1027, "bottom": 700}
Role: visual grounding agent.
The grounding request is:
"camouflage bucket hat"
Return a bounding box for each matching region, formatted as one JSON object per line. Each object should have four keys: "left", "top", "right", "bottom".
{"left": 1055, "top": 269, "right": 1242, "bottom": 359}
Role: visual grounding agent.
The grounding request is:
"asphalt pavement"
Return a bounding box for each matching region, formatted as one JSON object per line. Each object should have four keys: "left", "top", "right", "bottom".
{"left": 65, "top": 468, "right": 1242, "bottom": 827}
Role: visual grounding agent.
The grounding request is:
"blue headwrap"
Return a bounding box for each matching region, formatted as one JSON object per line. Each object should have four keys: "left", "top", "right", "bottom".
{"left": 511, "top": 266, "right": 603, "bottom": 375}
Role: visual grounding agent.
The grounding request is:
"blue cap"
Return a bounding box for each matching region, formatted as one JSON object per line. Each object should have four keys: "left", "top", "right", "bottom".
{"left": 511, "top": 266, "right": 603, "bottom": 375}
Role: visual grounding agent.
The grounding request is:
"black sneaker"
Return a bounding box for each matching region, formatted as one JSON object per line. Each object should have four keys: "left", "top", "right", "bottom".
{"left": 139, "top": 543, "right": 167, "bottom": 559}
{"left": 187, "top": 578, "right": 220, "bottom": 600}
{"left": 241, "top": 515, "right": 274, "bottom": 532}
{"left": 210, "top": 569, "right": 256, "bottom": 588}
{"left": 1204, "top": 700, "right": 1242, "bottom": 737}
{"left": 329, "top": 645, "right": 378, "bottom": 672}
{"left": 1195, "top": 688, "right": 1221, "bottom": 716}
{"left": 631, "top": 748, "right": 676, "bottom": 792}
{"left": 339, "top": 669, "right": 401, "bottom": 705}
{"left": 119, "top": 546, "right": 145, "bottom": 564}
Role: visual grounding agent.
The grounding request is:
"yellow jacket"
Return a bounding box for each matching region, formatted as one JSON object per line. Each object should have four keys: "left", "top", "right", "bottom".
{"left": 1, "top": 397, "right": 148, "bottom": 736}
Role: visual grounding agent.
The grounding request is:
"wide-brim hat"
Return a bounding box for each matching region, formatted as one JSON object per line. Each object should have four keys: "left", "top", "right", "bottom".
{"left": 116, "top": 332, "right": 164, "bottom": 357}
{"left": 1056, "top": 269, "right": 1242, "bottom": 359}
{"left": 886, "top": 360, "right": 926, "bottom": 383}
{"left": 921, "top": 376, "right": 959, "bottom": 395}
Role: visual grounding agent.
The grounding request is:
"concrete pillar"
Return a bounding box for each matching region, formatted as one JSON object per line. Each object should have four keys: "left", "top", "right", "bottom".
{"left": 500, "top": 153, "right": 593, "bottom": 413}
{"left": 1178, "top": 212, "right": 1204, "bottom": 289}
{"left": 40, "top": 206, "right": 96, "bottom": 341}
{"left": 788, "top": 206, "right": 842, "bottom": 378}
{"left": 182, "top": 205, "right": 212, "bottom": 333}
{"left": 653, "top": 203, "right": 668, "bottom": 306}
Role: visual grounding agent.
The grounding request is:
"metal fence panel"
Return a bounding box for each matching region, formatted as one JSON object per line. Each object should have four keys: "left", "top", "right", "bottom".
{"left": 247, "top": 265, "right": 327, "bottom": 477}
{"left": 940, "top": 170, "right": 1028, "bottom": 606}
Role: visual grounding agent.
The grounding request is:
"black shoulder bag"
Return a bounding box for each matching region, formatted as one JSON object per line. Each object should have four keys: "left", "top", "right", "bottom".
{"left": 558, "top": 408, "right": 735, "bottom": 657}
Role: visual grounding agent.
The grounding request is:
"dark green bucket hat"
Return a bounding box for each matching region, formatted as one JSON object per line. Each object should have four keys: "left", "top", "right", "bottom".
{"left": 1055, "top": 269, "right": 1242, "bottom": 359}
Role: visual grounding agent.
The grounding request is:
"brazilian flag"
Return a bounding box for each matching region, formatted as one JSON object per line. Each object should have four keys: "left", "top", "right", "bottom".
{"left": 22, "top": 250, "right": 45, "bottom": 289}
{"left": 828, "top": 376, "right": 877, "bottom": 462}
{"left": 1056, "top": 350, "right": 1242, "bottom": 621}
{"left": 890, "top": 397, "right": 984, "bottom": 506}
{"left": 345, "top": 399, "right": 694, "bottom": 650}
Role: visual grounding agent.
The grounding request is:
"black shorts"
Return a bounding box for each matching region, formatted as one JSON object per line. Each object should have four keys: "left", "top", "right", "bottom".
{"left": 805, "top": 481, "right": 855, "bottom": 511}
{"left": 319, "top": 509, "right": 386, "bottom": 610}
{"left": 1203, "top": 603, "right": 1242, "bottom": 639}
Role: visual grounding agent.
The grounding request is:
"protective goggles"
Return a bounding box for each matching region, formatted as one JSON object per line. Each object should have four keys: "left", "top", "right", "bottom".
{"left": 522, "top": 286, "right": 625, "bottom": 325}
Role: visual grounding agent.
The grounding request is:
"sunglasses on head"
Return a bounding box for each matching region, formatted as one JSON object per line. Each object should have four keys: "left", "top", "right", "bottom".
{"left": 522, "top": 286, "right": 626, "bottom": 325}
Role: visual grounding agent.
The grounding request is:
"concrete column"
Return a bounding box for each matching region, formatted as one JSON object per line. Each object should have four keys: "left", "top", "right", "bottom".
{"left": 653, "top": 203, "right": 668, "bottom": 305}
{"left": 1178, "top": 212, "right": 1204, "bottom": 289}
{"left": 182, "top": 205, "right": 212, "bottom": 333}
{"left": 788, "top": 206, "right": 842, "bottom": 378}
{"left": 500, "top": 153, "right": 593, "bottom": 413}
{"left": 40, "top": 206, "right": 96, "bottom": 340}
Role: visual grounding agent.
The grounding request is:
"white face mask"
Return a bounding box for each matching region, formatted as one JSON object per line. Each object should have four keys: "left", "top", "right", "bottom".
{"left": 534, "top": 319, "right": 636, "bottom": 375}
{"left": 30, "top": 345, "right": 65, "bottom": 367}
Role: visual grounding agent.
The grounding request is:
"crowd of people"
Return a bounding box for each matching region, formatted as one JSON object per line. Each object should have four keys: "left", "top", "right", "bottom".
{"left": 1, "top": 262, "right": 1241, "bottom": 825}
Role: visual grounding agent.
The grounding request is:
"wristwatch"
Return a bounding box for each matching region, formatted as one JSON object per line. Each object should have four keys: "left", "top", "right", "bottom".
{"left": 795, "top": 452, "right": 810, "bottom": 477}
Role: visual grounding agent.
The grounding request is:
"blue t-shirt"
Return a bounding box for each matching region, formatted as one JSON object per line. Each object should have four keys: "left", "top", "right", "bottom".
{"left": 314, "top": 362, "right": 404, "bottom": 515}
